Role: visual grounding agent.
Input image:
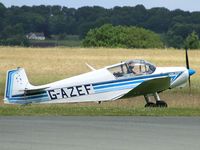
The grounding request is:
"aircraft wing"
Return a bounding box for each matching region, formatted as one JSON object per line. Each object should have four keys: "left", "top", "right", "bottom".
{"left": 122, "top": 77, "right": 171, "bottom": 98}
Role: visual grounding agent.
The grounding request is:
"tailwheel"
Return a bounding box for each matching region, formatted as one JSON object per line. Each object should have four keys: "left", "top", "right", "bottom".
{"left": 145, "top": 102, "right": 157, "bottom": 107}
{"left": 156, "top": 101, "right": 168, "bottom": 107}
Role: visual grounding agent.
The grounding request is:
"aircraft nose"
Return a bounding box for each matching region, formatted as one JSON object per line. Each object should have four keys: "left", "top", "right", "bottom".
{"left": 188, "top": 68, "right": 196, "bottom": 76}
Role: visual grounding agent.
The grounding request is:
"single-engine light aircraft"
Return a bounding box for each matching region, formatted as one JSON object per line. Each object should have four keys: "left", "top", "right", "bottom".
{"left": 4, "top": 50, "right": 195, "bottom": 107}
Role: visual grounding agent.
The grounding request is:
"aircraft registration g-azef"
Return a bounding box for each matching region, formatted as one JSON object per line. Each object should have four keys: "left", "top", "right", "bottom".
{"left": 4, "top": 49, "right": 195, "bottom": 107}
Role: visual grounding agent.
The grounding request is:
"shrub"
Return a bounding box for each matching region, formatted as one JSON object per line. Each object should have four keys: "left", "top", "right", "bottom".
{"left": 184, "top": 31, "right": 200, "bottom": 49}
{"left": 0, "top": 35, "right": 30, "bottom": 47}
{"left": 82, "top": 24, "right": 164, "bottom": 48}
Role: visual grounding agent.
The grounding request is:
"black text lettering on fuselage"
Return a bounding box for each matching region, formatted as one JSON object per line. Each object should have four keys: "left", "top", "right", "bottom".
{"left": 48, "top": 84, "right": 93, "bottom": 100}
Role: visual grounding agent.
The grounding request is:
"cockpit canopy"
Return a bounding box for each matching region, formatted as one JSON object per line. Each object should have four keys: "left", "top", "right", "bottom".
{"left": 108, "top": 59, "right": 156, "bottom": 78}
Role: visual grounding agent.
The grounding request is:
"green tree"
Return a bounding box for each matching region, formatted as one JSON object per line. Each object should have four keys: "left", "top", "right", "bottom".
{"left": 83, "top": 24, "right": 164, "bottom": 48}
{"left": 184, "top": 31, "right": 200, "bottom": 49}
{"left": 0, "top": 3, "right": 6, "bottom": 33}
{"left": 0, "top": 2, "right": 6, "bottom": 17}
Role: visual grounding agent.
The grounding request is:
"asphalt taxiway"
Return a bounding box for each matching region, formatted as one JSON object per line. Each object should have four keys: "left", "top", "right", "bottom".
{"left": 0, "top": 117, "right": 199, "bottom": 150}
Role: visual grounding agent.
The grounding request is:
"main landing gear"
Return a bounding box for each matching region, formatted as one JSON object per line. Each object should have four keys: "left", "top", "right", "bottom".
{"left": 144, "top": 93, "right": 168, "bottom": 108}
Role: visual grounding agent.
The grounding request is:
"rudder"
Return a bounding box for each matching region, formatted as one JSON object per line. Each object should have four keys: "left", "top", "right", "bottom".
{"left": 4, "top": 68, "right": 30, "bottom": 104}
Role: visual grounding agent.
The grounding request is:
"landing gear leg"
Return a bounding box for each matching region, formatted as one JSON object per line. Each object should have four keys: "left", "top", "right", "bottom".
{"left": 144, "top": 95, "right": 156, "bottom": 107}
{"left": 153, "top": 93, "right": 168, "bottom": 107}
{"left": 144, "top": 93, "right": 168, "bottom": 108}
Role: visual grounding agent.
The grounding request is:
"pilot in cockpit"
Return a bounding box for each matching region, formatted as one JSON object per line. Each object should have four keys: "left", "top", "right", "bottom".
{"left": 128, "top": 62, "right": 137, "bottom": 74}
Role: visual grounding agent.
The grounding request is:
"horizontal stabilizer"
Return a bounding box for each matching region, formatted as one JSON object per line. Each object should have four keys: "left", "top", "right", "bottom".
{"left": 23, "top": 86, "right": 50, "bottom": 94}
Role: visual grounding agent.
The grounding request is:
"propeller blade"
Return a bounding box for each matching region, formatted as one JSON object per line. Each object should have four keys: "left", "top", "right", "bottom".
{"left": 185, "top": 48, "right": 190, "bottom": 69}
{"left": 185, "top": 48, "right": 191, "bottom": 89}
{"left": 186, "top": 49, "right": 196, "bottom": 90}
{"left": 188, "top": 76, "right": 191, "bottom": 88}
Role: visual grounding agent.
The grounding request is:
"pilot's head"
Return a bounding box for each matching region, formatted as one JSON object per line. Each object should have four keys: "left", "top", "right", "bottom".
{"left": 129, "top": 65, "right": 134, "bottom": 70}
{"left": 128, "top": 63, "right": 135, "bottom": 73}
{"left": 129, "top": 63, "right": 134, "bottom": 69}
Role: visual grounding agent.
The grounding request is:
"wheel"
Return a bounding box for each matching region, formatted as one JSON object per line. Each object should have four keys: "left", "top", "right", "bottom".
{"left": 156, "top": 101, "right": 168, "bottom": 107}
{"left": 145, "top": 102, "right": 156, "bottom": 107}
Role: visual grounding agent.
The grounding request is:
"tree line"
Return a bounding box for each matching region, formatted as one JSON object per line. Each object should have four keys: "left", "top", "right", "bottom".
{"left": 0, "top": 3, "right": 200, "bottom": 48}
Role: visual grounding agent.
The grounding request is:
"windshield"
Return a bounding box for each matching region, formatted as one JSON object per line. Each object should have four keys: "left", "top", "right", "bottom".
{"left": 108, "top": 60, "right": 156, "bottom": 78}
{"left": 126, "top": 60, "right": 156, "bottom": 75}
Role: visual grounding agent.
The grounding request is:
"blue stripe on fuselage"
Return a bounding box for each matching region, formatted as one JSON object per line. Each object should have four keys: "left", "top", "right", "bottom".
{"left": 93, "top": 80, "right": 142, "bottom": 90}
{"left": 8, "top": 97, "right": 49, "bottom": 104}
{"left": 8, "top": 93, "right": 48, "bottom": 101}
{"left": 93, "top": 73, "right": 169, "bottom": 87}
{"left": 92, "top": 72, "right": 183, "bottom": 93}
{"left": 12, "top": 91, "right": 47, "bottom": 98}
{"left": 171, "top": 72, "right": 183, "bottom": 82}
{"left": 94, "top": 84, "right": 140, "bottom": 93}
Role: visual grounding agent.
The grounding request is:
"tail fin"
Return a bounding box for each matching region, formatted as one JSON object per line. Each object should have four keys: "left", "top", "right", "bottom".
{"left": 4, "top": 68, "right": 30, "bottom": 104}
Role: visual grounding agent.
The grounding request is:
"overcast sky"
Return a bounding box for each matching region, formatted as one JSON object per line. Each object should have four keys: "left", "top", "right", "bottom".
{"left": 0, "top": 0, "right": 199, "bottom": 12}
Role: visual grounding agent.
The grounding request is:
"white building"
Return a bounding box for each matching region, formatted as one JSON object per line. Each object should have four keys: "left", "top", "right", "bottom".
{"left": 26, "top": 32, "right": 45, "bottom": 40}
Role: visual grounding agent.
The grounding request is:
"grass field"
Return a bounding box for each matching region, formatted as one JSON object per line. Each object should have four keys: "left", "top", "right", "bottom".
{"left": 0, "top": 47, "right": 199, "bottom": 116}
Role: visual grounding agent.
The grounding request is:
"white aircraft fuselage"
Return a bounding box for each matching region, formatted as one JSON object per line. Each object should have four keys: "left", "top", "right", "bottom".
{"left": 4, "top": 59, "right": 195, "bottom": 107}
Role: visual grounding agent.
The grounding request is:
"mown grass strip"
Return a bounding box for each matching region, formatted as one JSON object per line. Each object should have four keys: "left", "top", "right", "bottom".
{"left": 0, "top": 105, "right": 200, "bottom": 116}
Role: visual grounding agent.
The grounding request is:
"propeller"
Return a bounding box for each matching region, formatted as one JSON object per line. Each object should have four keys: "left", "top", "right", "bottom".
{"left": 185, "top": 48, "right": 190, "bottom": 69}
{"left": 185, "top": 48, "right": 191, "bottom": 87}
{"left": 185, "top": 48, "right": 196, "bottom": 89}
